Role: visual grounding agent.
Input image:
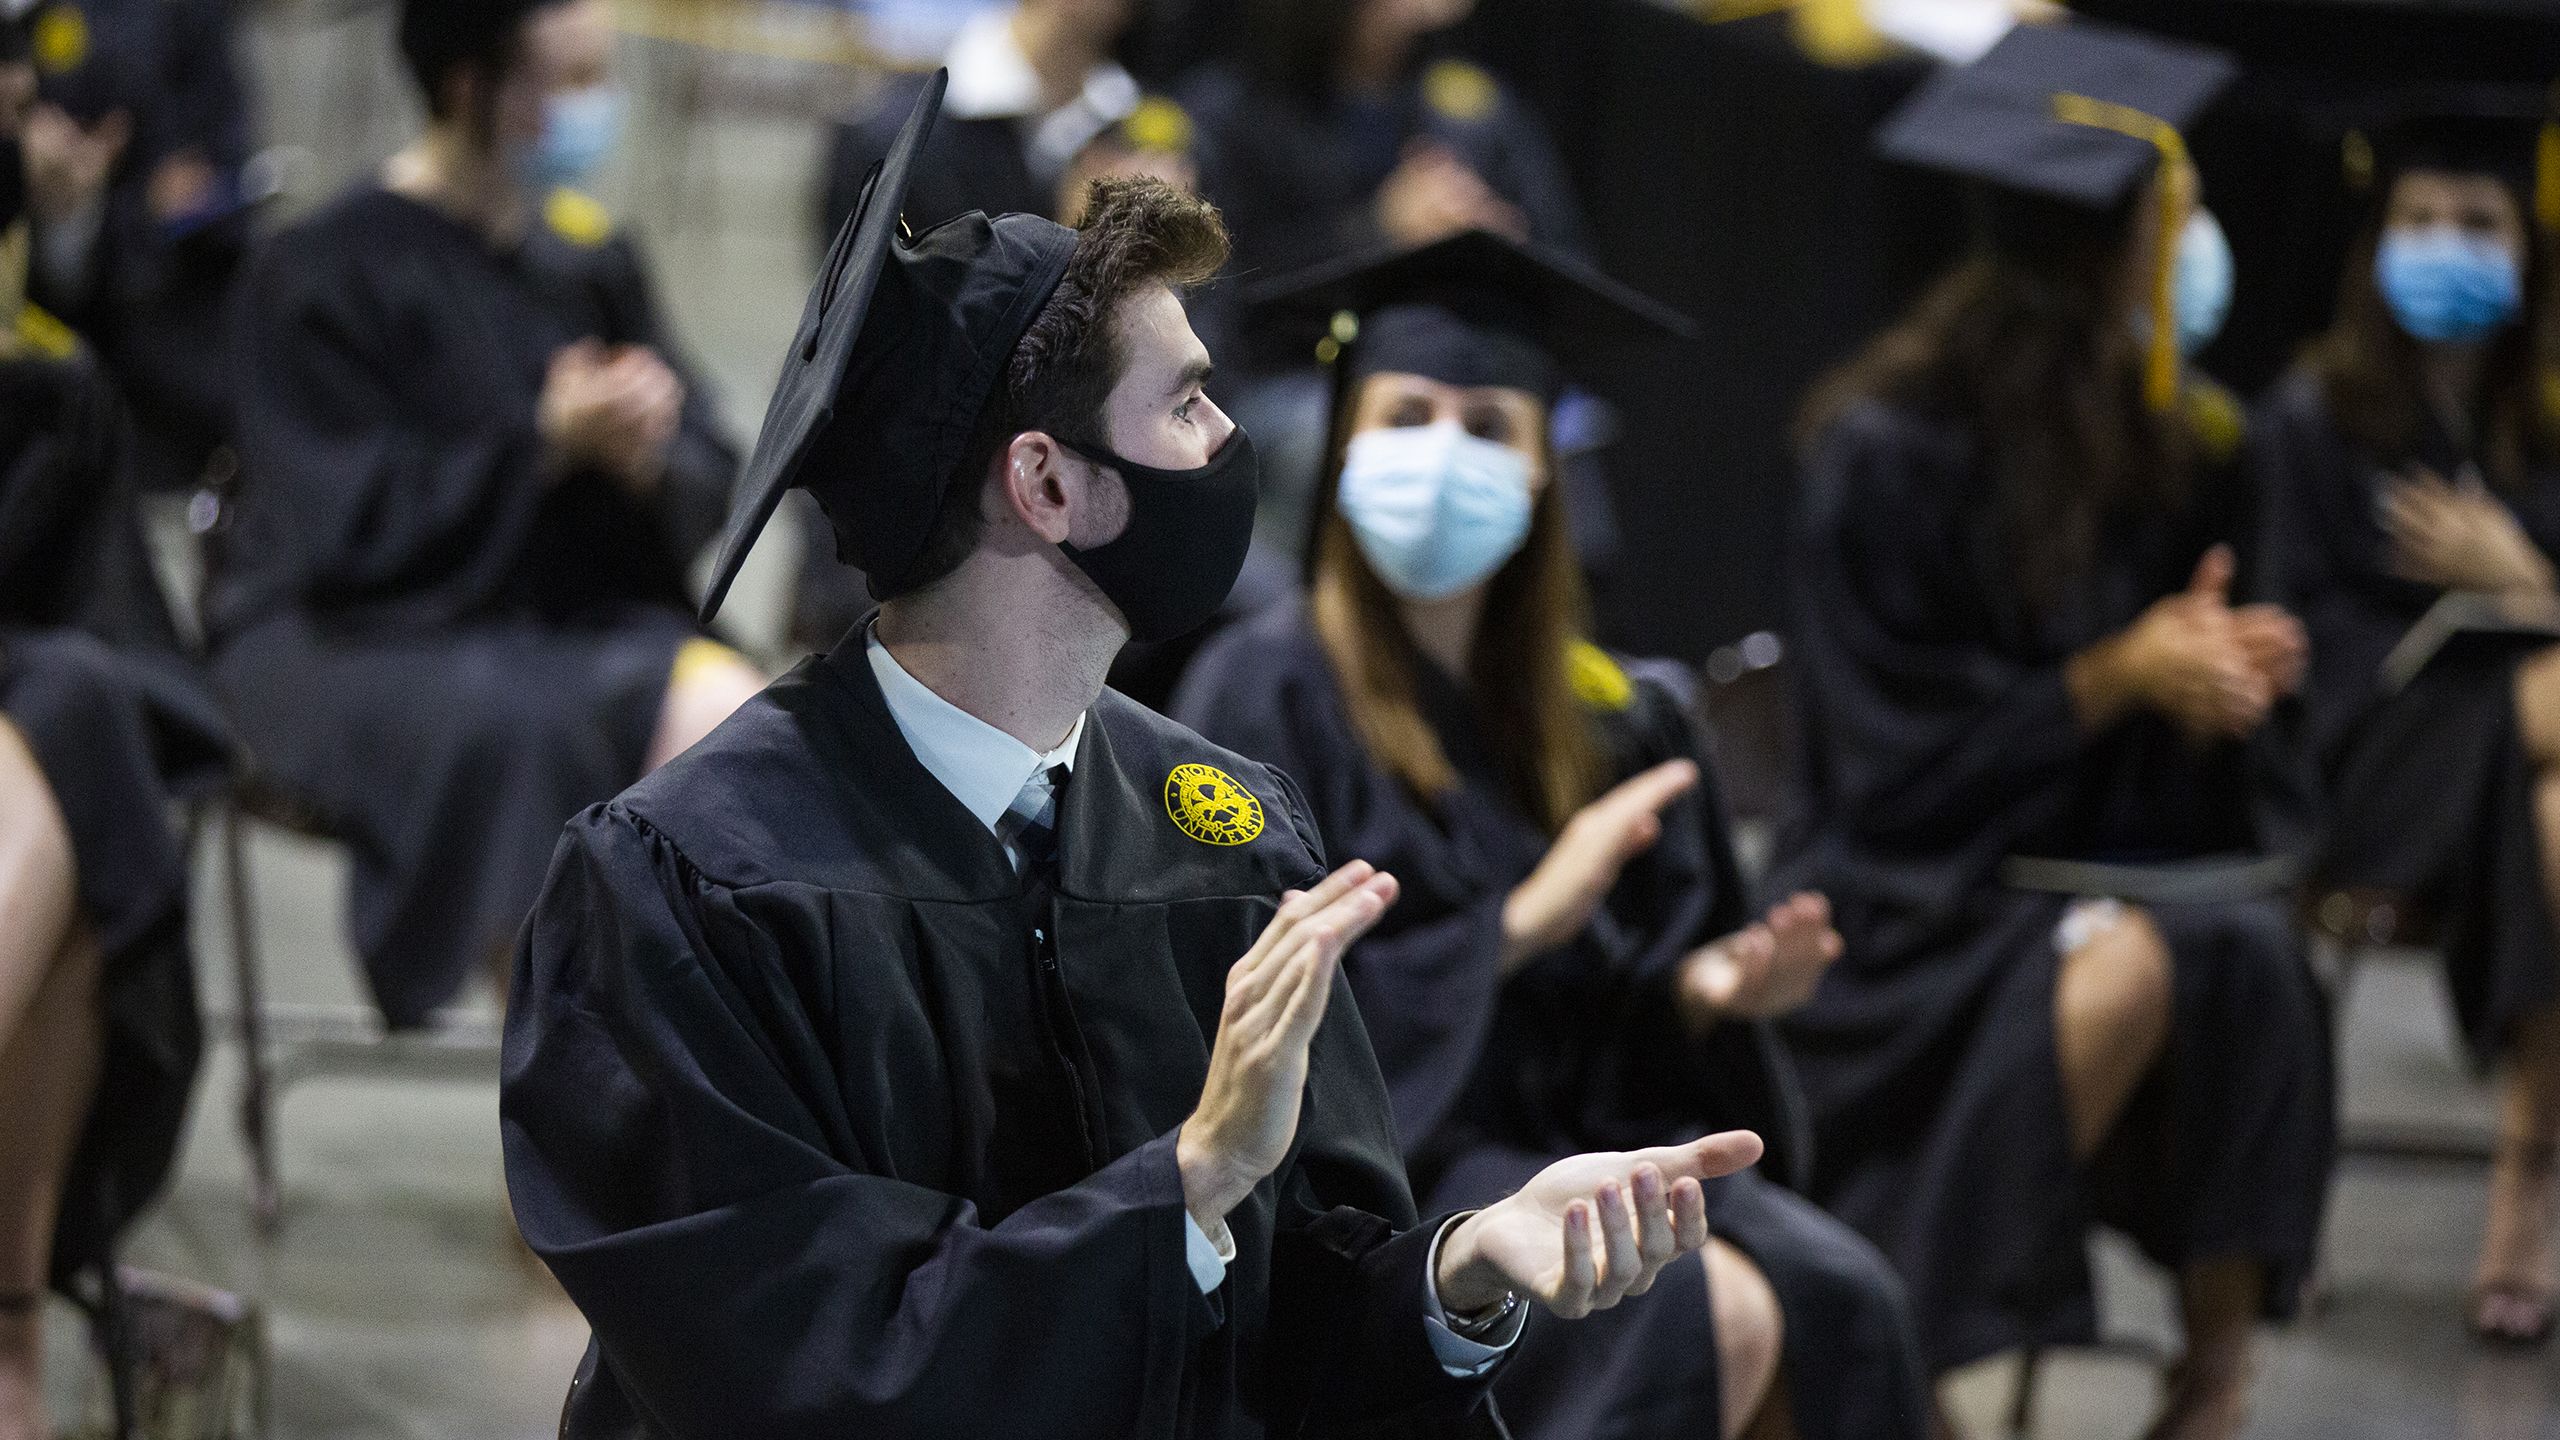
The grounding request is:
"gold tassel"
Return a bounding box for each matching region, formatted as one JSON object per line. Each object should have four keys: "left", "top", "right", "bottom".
{"left": 2537, "top": 83, "right": 2560, "bottom": 235}
{"left": 2052, "top": 92, "right": 2191, "bottom": 414}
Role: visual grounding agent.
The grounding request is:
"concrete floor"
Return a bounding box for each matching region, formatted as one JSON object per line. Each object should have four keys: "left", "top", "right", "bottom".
{"left": 31, "top": 3, "right": 2560, "bottom": 1435}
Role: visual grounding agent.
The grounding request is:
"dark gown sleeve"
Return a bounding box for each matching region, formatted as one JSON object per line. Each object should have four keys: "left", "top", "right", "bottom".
{"left": 1171, "top": 638, "right": 1512, "bottom": 1161}
{"left": 226, "top": 233, "right": 552, "bottom": 621}
{"left": 501, "top": 808, "right": 1218, "bottom": 1440}
{"left": 1788, "top": 410, "right": 2084, "bottom": 869}
{"left": 592, "top": 233, "right": 735, "bottom": 566}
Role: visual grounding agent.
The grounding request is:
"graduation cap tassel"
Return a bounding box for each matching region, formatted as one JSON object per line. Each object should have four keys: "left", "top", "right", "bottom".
{"left": 2051, "top": 92, "right": 2191, "bottom": 414}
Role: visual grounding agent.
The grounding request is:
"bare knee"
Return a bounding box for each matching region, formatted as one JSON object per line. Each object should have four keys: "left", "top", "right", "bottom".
{"left": 1706, "top": 1238, "right": 1784, "bottom": 1440}
{"left": 2519, "top": 646, "right": 2560, "bottom": 773}
{"left": 2056, "top": 903, "right": 2174, "bottom": 1047}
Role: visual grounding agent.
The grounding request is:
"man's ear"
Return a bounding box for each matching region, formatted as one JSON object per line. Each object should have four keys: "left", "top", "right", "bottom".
{"left": 994, "top": 430, "right": 1078, "bottom": 545}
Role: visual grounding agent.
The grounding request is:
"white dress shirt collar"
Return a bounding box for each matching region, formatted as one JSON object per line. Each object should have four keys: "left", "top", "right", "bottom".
{"left": 866, "top": 624, "right": 1084, "bottom": 836}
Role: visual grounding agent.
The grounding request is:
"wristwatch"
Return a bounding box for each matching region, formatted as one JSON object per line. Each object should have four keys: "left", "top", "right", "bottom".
{"left": 1447, "top": 1288, "right": 1521, "bottom": 1340}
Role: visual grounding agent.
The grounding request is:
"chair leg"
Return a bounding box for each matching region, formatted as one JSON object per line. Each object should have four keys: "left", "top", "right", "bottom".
{"left": 2007, "top": 1346, "right": 2042, "bottom": 1438}
{"left": 222, "top": 801, "right": 283, "bottom": 1235}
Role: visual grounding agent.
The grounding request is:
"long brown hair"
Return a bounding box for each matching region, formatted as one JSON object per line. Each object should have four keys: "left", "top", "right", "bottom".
{"left": 1798, "top": 187, "right": 2194, "bottom": 612}
{"left": 1309, "top": 386, "right": 1610, "bottom": 834}
{"left": 2302, "top": 177, "right": 2560, "bottom": 490}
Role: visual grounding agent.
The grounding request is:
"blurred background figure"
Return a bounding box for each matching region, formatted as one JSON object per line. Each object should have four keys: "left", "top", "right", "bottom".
{"left": 1775, "top": 23, "right": 2330, "bottom": 1439}
{"left": 0, "top": 24, "right": 227, "bottom": 1433}
{"left": 15, "top": 0, "right": 256, "bottom": 496}
{"left": 793, "top": 0, "right": 1196, "bottom": 650}
{"left": 1175, "top": 0, "right": 1591, "bottom": 577}
{"left": 2254, "top": 87, "right": 2560, "bottom": 1348}
{"left": 204, "top": 0, "right": 761, "bottom": 1033}
{"left": 1177, "top": 229, "right": 1932, "bottom": 1440}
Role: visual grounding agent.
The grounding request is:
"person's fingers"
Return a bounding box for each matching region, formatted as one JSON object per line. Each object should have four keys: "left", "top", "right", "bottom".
{"left": 1629, "top": 1163, "right": 1675, "bottom": 1281}
{"left": 1238, "top": 928, "right": 1328, "bottom": 1042}
{"left": 1818, "top": 927, "right": 1844, "bottom": 963}
{"left": 1645, "top": 1130, "right": 1766, "bottom": 1186}
{"left": 1237, "top": 863, "right": 1374, "bottom": 984}
{"left": 1606, "top": 759, "right": 1700, "bottom": 821}
{"left": 1246, "top": 876, "right": 1390, "bottom": 1034}
{"left": 1593, "top": 1180, "right": 1640, "bottom": 1307}
{"left": 1270, "top": 939, "right": 1339, "bottom": 1054}
{"left": 2185, "top": 543, "right": 2236, "bottom": 603}
{"left": 1669, "top": 1176, "right": 1709, "bottom": 1253}
{"left": 1552, "top": 1201, "right": 1597, "bottom": 1319}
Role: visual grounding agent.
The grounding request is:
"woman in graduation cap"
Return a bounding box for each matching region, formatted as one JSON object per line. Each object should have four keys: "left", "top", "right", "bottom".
{"left": 2252, "top": 89, "right": 2560, "bottom": 1346}
{"left": 1173, "top": 230, "right": 1932, "bottom": 1440}
{"left": 207, "top": 0, "right": 764, "bottom": 1030}
{"left": 1778, "top": 22, "right": 2332, "bottom": 1436}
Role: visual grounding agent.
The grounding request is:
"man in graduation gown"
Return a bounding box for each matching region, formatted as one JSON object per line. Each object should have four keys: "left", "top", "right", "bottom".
{"left": 501, "top": 75, "right": 1764, "bottom": 1439}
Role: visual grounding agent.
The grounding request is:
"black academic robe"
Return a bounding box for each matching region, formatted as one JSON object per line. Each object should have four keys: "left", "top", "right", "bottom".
{"left": 2256, "top": 366, "right": 2560, "bottom": 1066}
{"left": 1172, "top": 606, "right": 1930, "bottom": 1440}
{"left": 501, "top": 631, "right": 1505, "bottom": 1440}
{"left": 0, "top": 350, "right": 225, "bottom": 1292}
{"left": 1174, "top": 56, "right": 1589, "bottom": 376}
{"left": 208, "top": 184, "right": 737, "bottom": 1027}
{"left": 1773, "top": 399, "right": 2335, "bottom": 1374}
{"left": 26, "top": 0, "right": 255, "bottom": 492}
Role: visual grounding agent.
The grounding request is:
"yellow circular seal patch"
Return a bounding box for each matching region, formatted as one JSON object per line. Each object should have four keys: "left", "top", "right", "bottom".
{"left": 33, "top": 6, "right": 89, "bottom": 74}
{"left": 1165, "top": 764, "right": 1265, "bottom": 847}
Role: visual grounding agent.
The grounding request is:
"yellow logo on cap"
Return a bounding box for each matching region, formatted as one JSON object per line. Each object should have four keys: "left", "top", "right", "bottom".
{"left": 1166, "top": 763, "right": 1264, "bottom": 847}
{"left": 1422, "top": 60, "right": 1497, "bottom": 124}
{"left": 32, "top": 6, "right": 89, "bottom": 74}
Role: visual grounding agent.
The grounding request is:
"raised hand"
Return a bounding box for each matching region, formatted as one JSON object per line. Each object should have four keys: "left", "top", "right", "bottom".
{"left": 2068, "top": 545, "right": 2274, "bottom": 743}
{"left": 1434, "top": 1132, "right": 1765, "bottom": 1319}
{"left": 2382, "top": 467, "right": 2557, "bottom": 597}
{"left": 1179, "top": 861, "right": 1401, "bottom": 1231}
{"left": 1376, "top": 142, "right": 1530, "bottom": 249}
{"left": 1501, "top": 759, "right": 1697, "bottom": 972}
{"left": 2231, "top": 603, "right": 2308, "bottom": 699}
{"left": 1679, "top": 891, "right": 1843, "bottom": 1025}
{"left": 539, "top": 341, "right": 684, "bottom": 492}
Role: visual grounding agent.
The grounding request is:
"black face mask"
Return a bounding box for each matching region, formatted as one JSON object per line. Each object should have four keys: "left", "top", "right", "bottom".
{"left": 1057, "top": 424, "right": 1260, "bottom": 644}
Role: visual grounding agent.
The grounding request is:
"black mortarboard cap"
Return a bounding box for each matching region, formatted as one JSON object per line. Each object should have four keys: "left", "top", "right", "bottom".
{"left": 1242, "top": 229, "right": 1694, "bottom": 405}
{"left": 2349, "top": 83, "right": 2558, "bottom": 230}
{"left": 700, "top": 69, "right": 1079, "bottom": 623}
{"left": 1875, "top": 18, "right": 2236, "bottom": 212}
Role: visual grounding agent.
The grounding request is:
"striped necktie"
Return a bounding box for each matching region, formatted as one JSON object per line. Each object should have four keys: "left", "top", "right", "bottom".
{"left": 995, "top": 763, "right": 1070, "bottom": 874}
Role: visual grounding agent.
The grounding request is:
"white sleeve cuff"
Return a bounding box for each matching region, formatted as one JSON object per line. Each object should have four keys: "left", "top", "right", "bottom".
{"left": 1183, "top": 1211, "right": 1236, "bottom": 1294}
{"left": 1421, "top": 1213, "right": 1525, "bottom": 1376}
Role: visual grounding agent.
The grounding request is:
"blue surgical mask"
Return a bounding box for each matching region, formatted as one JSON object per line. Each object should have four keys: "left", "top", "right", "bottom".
{"left": 1336, "top": 421, "right": 1535, "bottom": 600}
{"left": 2374, "top": 226, "right": 2522, "bottom": 343}
{"left": 2171, "top": 207, "right": 2233, "bottom": 356}
{"left": 517, "top": 84, "right": 624, "bottom": 192}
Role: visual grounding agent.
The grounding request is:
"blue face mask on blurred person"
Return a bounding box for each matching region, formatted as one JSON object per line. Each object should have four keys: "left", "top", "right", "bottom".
{"left": 518, "top": 85, "right": 624, "bottom": 192}
{"left": 2374, "top": 227, "right": 2522, "bottom": 343}
{"left": 1336, "top": 421, "right": 1536, "bottom": 600}
{"left": 2170, "top": 208, "right": 2233, "bottom": 356}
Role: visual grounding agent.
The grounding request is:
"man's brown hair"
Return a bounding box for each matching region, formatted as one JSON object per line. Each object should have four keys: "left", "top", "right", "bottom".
{"left": 882, "top": 177, "right": 1229, "bottom": 599}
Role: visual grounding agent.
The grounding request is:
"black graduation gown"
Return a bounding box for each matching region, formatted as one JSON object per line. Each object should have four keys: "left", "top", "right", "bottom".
{"left": 1172, "top": 606, "right": 1930, "bottom": 1440}
{"left": 207, "top": 184, "right": 737, "bottom": 1028}
{"left": 2255, "top": 366, "right": 2560, "bottom": 1066}
{"left": 500, "top": 631, "right": 1505, "bottom": 1440}
{"left": 26, "top": 0, "right": 256, "bottom": 492}
{"left": 1174, "top": 57, "right": 1590, "bottom": 375}
{"left": 1773, "top": 400, "right": 2335, "bottom": 1374}
{"left": 0, "top": 350, "right": 226, "bottom": 1291}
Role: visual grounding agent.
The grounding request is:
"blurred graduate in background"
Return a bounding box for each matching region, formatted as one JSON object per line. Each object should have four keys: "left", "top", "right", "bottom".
{"left": 207, "top": 0, "right": 762, "bottom": 1031}
{"left": 0, "top": 26, "right": 224, "bottom": 1428}
{"left": 2254, "top": 83, "right": 2560, "bottom": 1347}
{"left": 15, "top": 0, "right": 255, "bottom": 494}
{"left": 1775, "top": 23, "right": 2332, "bottom": 1437}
